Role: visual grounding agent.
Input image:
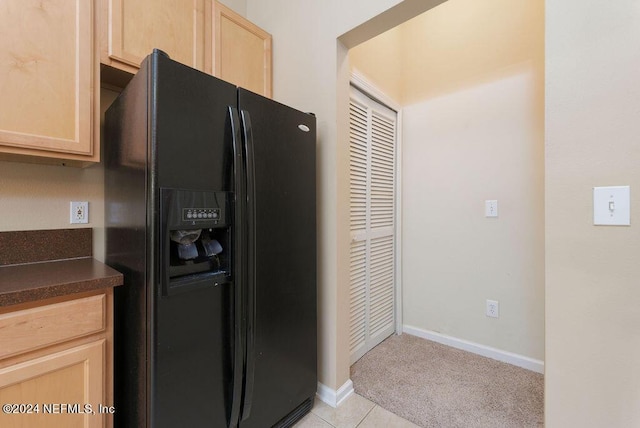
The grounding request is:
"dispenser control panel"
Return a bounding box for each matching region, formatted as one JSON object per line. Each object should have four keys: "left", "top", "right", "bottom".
{"left": 182, "top": 208, "right": 221, "bottom": 221}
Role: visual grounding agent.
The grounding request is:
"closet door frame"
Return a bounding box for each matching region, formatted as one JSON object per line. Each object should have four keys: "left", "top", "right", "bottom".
{"left": 349, "top": 70, "right": 403, "bottom": 363}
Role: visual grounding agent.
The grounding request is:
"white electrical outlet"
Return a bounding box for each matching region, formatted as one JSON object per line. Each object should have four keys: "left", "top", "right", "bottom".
{"left": 70, "top": 201, "right": 89, "bottom": 224}
{"left": 486, "top": 300, "right": 499, "bottom": 318}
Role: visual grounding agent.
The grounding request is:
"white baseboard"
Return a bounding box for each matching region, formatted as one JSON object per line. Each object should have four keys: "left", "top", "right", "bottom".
{"left": 403, "top": 325, "right": 544, "bottom": 374}
{"left": 316, "top": 379, "right": 354, "bottom": 408}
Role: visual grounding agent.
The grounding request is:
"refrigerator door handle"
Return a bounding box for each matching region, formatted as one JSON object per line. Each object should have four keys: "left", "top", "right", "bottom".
{"left": 240, "top": 109, "right": 257, "bottom": 421}
{"left": 228, "top": 106, "right": 245, "bottom": 428}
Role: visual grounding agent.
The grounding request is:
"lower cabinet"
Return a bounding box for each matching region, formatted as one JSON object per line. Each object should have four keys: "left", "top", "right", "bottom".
{"left": 0, "top": 341, "right": 105, "bottom": 428}
{"left": 0, "top": 291, "right": 113, "bottom": 428}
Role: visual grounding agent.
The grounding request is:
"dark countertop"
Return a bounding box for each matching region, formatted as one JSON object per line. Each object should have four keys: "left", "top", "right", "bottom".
{"left": 0, "top": 258, "right": 123, "bottom": 307}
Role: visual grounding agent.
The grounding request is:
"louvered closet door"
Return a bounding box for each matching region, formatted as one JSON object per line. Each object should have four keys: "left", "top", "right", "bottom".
{"left": 349, "top": 86, "right": 397, "bottom": 364}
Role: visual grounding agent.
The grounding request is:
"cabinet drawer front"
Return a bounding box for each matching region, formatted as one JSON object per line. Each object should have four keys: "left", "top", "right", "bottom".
{"left": 0, "top": 295, "right": 105, "bottom": 360}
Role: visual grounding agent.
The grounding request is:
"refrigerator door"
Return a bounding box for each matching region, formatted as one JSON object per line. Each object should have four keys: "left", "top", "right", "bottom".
{"left": 148, "top": 51, "right": 239, "bottom": 428}
{"left": 238, "top": 89, "right": 317, "bottom": 427}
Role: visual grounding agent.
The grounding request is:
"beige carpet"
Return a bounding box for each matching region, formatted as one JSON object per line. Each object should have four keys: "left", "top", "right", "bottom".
{"left": 350, "top": 334, "right": 544, "bottom": 428}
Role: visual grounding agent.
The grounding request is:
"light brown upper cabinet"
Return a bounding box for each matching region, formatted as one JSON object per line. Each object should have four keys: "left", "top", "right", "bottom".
{"left": 212, "top": 1, "right": 272, "bottom": 98}
{"left": 0, "top": 0, "right": 99, "bottom": 165}
{"left": 101, "top": 1, "right": 272, "bottom": 97}
{"left": 101, "top": 0, "right": 207, "bottom": 74}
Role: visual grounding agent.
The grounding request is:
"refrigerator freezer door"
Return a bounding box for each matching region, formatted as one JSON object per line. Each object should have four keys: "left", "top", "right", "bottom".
{"left": 238, "top": 89, "right": 317, "bottom": 428}
{"left": 104, "top": 50, "right": 244, "bottom": 428}
{"left": 150, "top": 52, "right": 239, "bottom": 428}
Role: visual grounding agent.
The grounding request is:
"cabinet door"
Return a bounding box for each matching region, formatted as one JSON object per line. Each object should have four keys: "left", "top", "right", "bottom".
{"left": 0, "top": 340, "right": 106, "bottom": 428}
{"left": 212, "top": 1, "right": 272, "bottom": 98}
{"left": 0, "top": 0, "right": 96, "bottom": 159}
{"left": 104, "top": 0, "right": 206, "bottom": 73}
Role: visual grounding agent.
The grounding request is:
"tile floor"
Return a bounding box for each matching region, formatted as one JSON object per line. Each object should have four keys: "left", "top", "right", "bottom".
{"left": 293, "top": 393, "right": 419, "bottom": 428}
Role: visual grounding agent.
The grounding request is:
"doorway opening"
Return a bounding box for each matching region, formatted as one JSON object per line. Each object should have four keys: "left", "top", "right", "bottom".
{"left": 340, "top": 0, "right": 545, "bottom": 424}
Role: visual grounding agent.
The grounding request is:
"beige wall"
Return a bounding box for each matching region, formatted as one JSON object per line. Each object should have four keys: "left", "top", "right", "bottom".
{"left": 349, "top": 0, "right": 545, "bottom": 361}
{"left": 403, "top": 67, "right": 545, "bottom": 359}
{"left": 545, "top": 0, "right": 640, "bottom": 426}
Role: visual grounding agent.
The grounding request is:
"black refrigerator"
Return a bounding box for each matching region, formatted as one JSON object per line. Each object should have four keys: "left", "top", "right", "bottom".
{"left": 105, "top": 50, "right": 317, "bottom": 428}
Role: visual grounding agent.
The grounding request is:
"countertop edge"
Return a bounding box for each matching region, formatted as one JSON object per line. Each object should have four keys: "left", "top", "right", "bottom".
{"left": 0, "top": 258, "right": 124, "bottom": 308}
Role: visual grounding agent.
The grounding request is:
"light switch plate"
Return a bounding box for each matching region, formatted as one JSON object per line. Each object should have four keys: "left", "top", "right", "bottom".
{"left": 593, "top": 186, "right": 630, "bottom": 226}
{"left": 485, "top": 200, "right": 498, "bottom": 217}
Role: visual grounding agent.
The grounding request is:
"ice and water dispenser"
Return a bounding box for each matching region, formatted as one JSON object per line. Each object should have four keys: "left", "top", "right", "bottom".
{"left": 160, "top": 188, "right": 231, "bottom": 295}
